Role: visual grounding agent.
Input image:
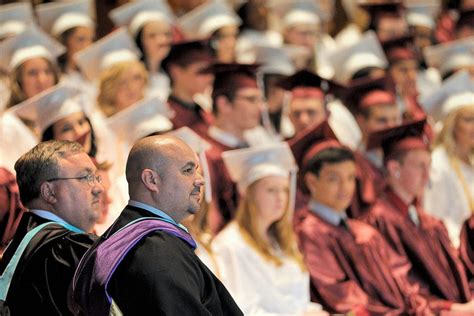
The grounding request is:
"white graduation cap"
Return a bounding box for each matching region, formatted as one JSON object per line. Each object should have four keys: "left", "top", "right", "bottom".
{"left": 9, "top": 83, "right": 84, "bottom": 133}
{"left": 222, "top": 143, "right": 298, "bottom": 211}
{"left": 0, "top": 25, "right": 65, "bottom": 71}
{"left": 109, "top": 0, "right": 174, "bottom": 37}
{"left": 107, "top": 96, "right": 173, "bottom": 146}
{"left": 268, "top": 0, "right": 322, "bottom": 29}
{"left": 328, "top": 30, "right": 388, "bottom": 84}
{"left": 167, "top": 127, "right": 213, "bottom": 203}
{"left": 253, "top": 45, "right": 295, "bottom": 76}
{"left": 178, "top": 0, "right": 241, "bottom": 39}
{"left": 424, "top": 36, "right": 474, "bottom": 78}
{"left": 74, "top": 27, "right": 141, "bottom": 81}
{"left": 406, "top": 1, "right": 440, "bottom": 29}
{"left": 421, "top": 70, "right": 474, "bottom": 122}
{"left": 36, "top": 0, "right": 95, "bottom": 38}
{"left": 0, "top": 2, "right": 34, "bottom": 39}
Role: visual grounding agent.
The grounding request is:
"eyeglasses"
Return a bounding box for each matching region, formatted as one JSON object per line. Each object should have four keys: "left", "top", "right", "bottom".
{"left": 47, "top": 174, "right": 102, "bottom": 187}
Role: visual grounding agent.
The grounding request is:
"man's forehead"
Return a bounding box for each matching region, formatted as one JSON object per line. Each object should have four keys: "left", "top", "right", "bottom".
{"left": 59, "top": 152, "right": 96, "bottom": 172}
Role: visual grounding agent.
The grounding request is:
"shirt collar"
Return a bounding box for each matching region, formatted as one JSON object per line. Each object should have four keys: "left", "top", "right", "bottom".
{"left": 169, "top": 95, "right": 198, "bottom": 110}
{"left": 29, "top": 209, "right": 84, "bottom": 233}
{"left": 208, "top": 126, "right": 246, "bottom": 148}
{"left": 384, "top": 187, "right": 416, "bottom": 217}
{"left": 308, "top": 200, "right": 347, "bottom": 227}
{"left": 128, "top": 200, "right": 189, "bottom": 232}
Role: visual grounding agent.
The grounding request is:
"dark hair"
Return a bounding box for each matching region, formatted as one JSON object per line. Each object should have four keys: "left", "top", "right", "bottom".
{"left": 14, "top": 140, "right": 84, "bottom": 205}
{"left": 57, "top": 28, "right": 77, "bottom": 72}
{"left": 351, "top": 66, "right": 381, "bottom": 81}
{"left": 41, "top": 116, "right": 98, "bottom": 158}
{"left": 304, "top": 147, "right": 355, "bottom": 176}
{"left": 134, "top": 27, "right": 150, "bottom": 70}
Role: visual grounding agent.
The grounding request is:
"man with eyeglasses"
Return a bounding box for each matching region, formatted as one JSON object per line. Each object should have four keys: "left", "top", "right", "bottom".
{"left": 204, "top": 63, "right": 266, "bottom": 234}
{"left": 0, "top": 140, "right": 102, "bottom": 315}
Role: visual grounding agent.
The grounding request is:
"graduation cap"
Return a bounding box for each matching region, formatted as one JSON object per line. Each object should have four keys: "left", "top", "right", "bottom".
{"left": 177, "top": 1, "right": 241, "bottom": 40}
{"left": 10, "top": 84, "right": 84, "bottom": 134}
{"left": 268, "top": 0, "right": 322, "bottom": 29}
{"left": 423, "top": 36, "right": 474, "bottom": 78}
{"left": 287, "top": 120, "right": 340, "bottom": 169}
{"left": 222, "top": 142, "right": 298, "bottom": 210}
{"left": 36, "top": 0, "right": 95, "bottom": 38}
{"left": 0, "top": 25, "right": 65, "bottom": 71}
{"left": 0, "top": 2, "right": 34, "bottom": 40}
{"left": 253, "top": 46, "right": 295, "bottom": 76}
{"left": 342, "top": 75, "right": 397, "bottom": 114}
{"left": 167, "top": 127, "right": 213, "bottom": 203}
{"left": 358, "top": 0, "right": 405, "bottom": 28}
{"left": 328, "top": 30, "right": 388, "bottom": 84}
{"left": 161, "top": 40, "right": 214, "bottom": 74}
{"left": 107, "top": 97, "right": 173, "bottom": 146}
{"left": 382, "top": 35, "right": 419, "bottom": 64}
{"left": 421, "top": 70, "right": 474, "bottom": 122}
{"left": 109, "top": 0, "right": 174, "bottom": 37}
{"left": 406, "top": 1, "right": 440, "bottom": 29}
{"left": 366, "top": 119, "right": 429, "bottom": 163}
{"left": 211, "top": 63, "right": 260, "bottom": 97}
{"left": 74, "top": 28, "right": 141, "bottom": 81}
{"left": 277, "top": 70, "right": 341, "bottom": 100}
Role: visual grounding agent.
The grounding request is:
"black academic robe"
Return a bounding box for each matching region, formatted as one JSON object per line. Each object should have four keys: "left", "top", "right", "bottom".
{"left": 296, "top": 207, "right": 429, "bottom": 315}
{"left": 99, "top": 206, "right": 242, "bottom": 315}
{"left": 0, "top": 212, "right": 96, "bottom": 315}
{"left": 364, "top": 188, "right": 472, "bottom": 312}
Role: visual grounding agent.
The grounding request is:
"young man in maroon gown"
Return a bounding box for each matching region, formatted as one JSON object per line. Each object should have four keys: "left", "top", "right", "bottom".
{"left": 363, "top": 120, "right": 474, "bottom": 313}
{"left": 294, "top": 122, "right": 429, "bottom": 315}
{"left": 162, "top": 40, "right": 215, "bottom": 136}
{"left": 204, "top": 63, "right": 264, "bottom": 234}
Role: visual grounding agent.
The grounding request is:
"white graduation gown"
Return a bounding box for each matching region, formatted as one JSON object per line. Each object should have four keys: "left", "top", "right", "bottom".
{"left": 424, "top": 146, "right": 474, "bottom": 247}
{"left": 212, "top": 222, "right": 322, "bottom": 315}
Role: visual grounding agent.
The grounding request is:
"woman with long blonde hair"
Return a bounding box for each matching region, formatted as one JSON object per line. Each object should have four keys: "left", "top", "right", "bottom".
{"left": 212, "top": 144, "right": 325, "bottom": 315}
{"left": 423, "top": 71, "right": 474, "bottom": 247}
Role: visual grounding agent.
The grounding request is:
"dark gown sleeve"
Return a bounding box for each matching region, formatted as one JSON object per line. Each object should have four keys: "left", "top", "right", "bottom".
{"left": 109, "top": 231, "right": 242, "bottom": 315}
{"left": 7, "top": 227, "right": 96, "bottom": 315}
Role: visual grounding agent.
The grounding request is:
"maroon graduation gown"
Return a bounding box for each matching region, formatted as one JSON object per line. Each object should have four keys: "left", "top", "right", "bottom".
{"left": 296, "top": 207, "right": 429, "bottom": 315}
{"left": 364, "top": 188, "right": 472, "bottom": 312}
{"left": 168, "top": 95, "right": 213, "bottom": 136}
{"left": 0, "top": 167, "right": 25, "bottom": 253}
{"left": 460, "top": 215, "right": 474, "bottom": 285}
{"left": 203, "top": 136, "right": 240, "bottom": 235}
{"left": 351, "top": 151, "right": 385, "bottom": 218}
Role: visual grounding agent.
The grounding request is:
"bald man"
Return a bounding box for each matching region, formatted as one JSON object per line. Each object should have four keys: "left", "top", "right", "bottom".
{"left": 71, "top": 136, "right": 243, "bottom": 315}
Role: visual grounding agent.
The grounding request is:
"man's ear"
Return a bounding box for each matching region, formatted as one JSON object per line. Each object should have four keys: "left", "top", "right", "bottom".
{"left": 386, "top": 159, "right": 401, "bottom": 178}
{"left": 141, "top": 169, "right": 160, "bottom": 193}
{"left": 40, "top": 182, "right": 57, "bottom": 204}
{"left": 304, "top": 172, "right": 318, "bottom": 196}
{"left": 216, "top": 95, "right": 232, "bottom": 115}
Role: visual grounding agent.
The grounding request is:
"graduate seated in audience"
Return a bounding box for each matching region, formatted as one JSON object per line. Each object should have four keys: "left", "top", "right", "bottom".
{"left": 35, "top": 0, "right": 96, "bottom": 77}
{"left": 294, "top": 121, "right": 430, "bottom": 315}
{"left": 213, "top": 143, "right": 326, "bottom": 315}
{"left": 74, "top": 28, "right": 148, "bottom": 118}
{"left": 109, "top": 0, "right": 175, "bottom": 101}
{"left": 0, "top": 140, "right": 100, "bottom": 314}
{"left": 178, "top": 1, "right": 241, "bottom": 64}
{"left": 363, "top": 119, "right": 474, "bottom": 313}
{"left": 422, "top": 71, "right": 474, "bottom": 246}
{"left": 161, "top": 40, "right": 215, "bottom": 134}
{"left": 460, "top": 215, "right": 474, "bottom": 286}
{"left": 0, "top": 26, "right": 63, "bottom": 109}
{"left": 70, "top": 135, "right": 242, "bottom": 315}
{"left": 359, "top": 1, "right": 409, "bottom": 42}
